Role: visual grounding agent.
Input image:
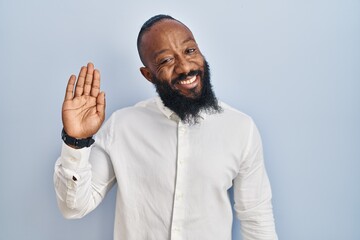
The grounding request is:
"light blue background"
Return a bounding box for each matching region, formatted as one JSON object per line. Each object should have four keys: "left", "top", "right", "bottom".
{"left": 1, "top": 0, "right": 359, "bottom": 239}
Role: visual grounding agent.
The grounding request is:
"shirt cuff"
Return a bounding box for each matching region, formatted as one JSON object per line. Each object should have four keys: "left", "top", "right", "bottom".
{"left": 60, "top": 143, "right": 92, "bottom": 170}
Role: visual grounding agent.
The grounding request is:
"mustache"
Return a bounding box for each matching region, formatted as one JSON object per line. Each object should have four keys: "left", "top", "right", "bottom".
{"left": 171, "top": 70, "right": 202, "bottom": 85}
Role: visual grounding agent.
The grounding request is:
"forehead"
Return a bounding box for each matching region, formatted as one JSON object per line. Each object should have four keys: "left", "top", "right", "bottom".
{"left": 140, "top": 20, "right": 196, "bottom": 56}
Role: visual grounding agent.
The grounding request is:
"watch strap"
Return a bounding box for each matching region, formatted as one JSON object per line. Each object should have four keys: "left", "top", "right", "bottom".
{"left": 61, "top": 128, "right": 95, "bottom": 148}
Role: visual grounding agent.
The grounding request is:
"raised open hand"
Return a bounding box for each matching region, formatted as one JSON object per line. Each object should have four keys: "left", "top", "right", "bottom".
{"left": 62, "top": 62, "right": 105, "bottom": 139}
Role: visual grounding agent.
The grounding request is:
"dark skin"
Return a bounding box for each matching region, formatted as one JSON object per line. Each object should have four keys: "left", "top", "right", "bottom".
{"left": 62, "top": 62, "right": 105, "bottom": 139}
{"left": 62, "top": 19, "right": 205, "bottom": 139}
{"left": 139, "top": 19, "right": 206, "bottom": 99}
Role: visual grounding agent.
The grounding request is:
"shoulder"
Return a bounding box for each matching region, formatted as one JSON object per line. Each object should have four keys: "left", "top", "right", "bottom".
{"left": 201, "top": 101, "right": 257, "bottom": 137}
{"left": 217, "top": 101, "right": 254, "bottom": 126}
{"left": 110, "top": 97, "right": 159, "bottom": 121}
{"left": 95, "top": 98, "right": 159, "bottom": 143}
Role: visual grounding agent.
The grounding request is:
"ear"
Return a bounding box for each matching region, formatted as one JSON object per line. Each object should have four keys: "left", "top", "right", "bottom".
{"left": 140, "top": 67, "right": 154, "bottom": 83}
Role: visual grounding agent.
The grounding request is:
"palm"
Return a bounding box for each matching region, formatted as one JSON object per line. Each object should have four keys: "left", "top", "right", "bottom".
{"left": 62, "top": 63, "right": 105, "bottom": 139}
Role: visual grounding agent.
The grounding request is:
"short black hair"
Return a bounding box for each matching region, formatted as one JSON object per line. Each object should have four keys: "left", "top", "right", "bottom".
{"left": 137, "top": 14, "right": 178, "bottom": 65}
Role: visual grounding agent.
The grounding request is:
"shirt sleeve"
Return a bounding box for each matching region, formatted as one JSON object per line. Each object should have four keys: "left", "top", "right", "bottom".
{"left": 54, "top": 123, "right": 116, "bottom": 219}
{"left": 233, "top": 120, "right": 278, "bottom": 240}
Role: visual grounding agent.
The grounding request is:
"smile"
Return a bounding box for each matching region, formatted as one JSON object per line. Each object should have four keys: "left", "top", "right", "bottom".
{"left": 174, "top": 74, "right": 201, "bottom": 93}
{"left": 178, "top": 75, "right": 197, "bottom": 85}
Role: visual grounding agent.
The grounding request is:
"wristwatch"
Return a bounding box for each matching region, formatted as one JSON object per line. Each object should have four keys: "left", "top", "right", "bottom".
{"left": 61, "top": 128, "right": 95, "bottom": 148}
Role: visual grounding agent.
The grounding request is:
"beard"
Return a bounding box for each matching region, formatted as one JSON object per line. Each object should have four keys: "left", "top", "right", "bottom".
{"left": 152, "top": 59, "right": 222, "bottom": 124}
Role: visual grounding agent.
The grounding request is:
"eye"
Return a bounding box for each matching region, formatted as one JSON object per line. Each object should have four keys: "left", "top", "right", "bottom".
{"left": 185, "top": 48, "right": 196, "bottom": 54}
{"left": 159, "top": 57, "right": 173, "bottom": 65}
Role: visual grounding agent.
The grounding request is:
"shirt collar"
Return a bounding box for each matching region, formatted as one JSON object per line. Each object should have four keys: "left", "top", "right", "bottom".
{"left": 155, "top": 97, "right": 178, "bottom": 121}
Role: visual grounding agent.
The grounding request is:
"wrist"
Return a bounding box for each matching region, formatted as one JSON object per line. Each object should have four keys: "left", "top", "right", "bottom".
{"left": 61, "top": 128, "right": 95, "bottom": 149}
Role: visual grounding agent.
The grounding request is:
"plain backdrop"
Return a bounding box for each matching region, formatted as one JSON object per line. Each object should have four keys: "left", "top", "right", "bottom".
{"left": 1, "top": 0, "right": 359, "bottom": 239}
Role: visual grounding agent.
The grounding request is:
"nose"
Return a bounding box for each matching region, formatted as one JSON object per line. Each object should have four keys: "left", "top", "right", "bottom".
{"left": 174, "top": 56, "right": 191, "bottom": 75}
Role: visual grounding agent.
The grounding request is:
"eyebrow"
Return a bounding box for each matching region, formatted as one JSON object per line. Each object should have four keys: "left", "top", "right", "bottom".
{"left": 182, "top": 37, "right": 195, "bottom": 44}
{"left": 152, "top": 37, "right": 196, "bottom": 59}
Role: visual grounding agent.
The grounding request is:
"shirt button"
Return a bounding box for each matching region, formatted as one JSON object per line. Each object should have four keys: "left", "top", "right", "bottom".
{"left": 176, "top": 193, "right": 184, "bottom": 200}
{"left": 67, "top": 180, "right": 75, "bottom": 189}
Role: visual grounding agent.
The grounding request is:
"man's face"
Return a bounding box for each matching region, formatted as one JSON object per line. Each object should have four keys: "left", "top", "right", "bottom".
{"left": 139, "top": 20, "right": 205, "bottom": 99}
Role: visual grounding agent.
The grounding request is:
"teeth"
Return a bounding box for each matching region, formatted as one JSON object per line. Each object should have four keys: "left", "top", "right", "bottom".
{"left": 179, "top": 76, "right": 196, "bottom": 85}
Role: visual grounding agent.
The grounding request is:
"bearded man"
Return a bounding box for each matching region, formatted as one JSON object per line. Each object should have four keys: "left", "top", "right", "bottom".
{"left": 54, "top": 14, "right": 278, "bottom": 240}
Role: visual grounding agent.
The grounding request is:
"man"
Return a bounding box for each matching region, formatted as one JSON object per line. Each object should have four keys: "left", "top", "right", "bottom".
{"left": 54, "top": 14, "right": 278, "bottom": 240}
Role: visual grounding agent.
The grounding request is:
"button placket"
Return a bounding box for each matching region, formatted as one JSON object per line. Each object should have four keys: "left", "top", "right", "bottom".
{"left": 170, "top": 122, "right": 188, "bottom": 240}
{"left": 175, "top": 192, "right": 184, "bottom": 201}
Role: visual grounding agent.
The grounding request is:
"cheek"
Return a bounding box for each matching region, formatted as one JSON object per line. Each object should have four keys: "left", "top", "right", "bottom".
{"left": 195, "top": 57, "right": 205, "bottom": 68}
{"left": 188, "top": 55, "right": 205, "bottom": 70}
{"left": 156, "top": 67, "right": 174, "bottom": 83}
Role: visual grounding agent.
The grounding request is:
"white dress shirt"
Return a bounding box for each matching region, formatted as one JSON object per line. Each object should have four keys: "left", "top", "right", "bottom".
{"left": 54, "top": 97, "right": 278, "bottom": 240}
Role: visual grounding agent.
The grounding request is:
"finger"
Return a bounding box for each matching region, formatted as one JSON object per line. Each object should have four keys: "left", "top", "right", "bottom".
{"left": 75, "top": 66, "right": 87, "bottom": 97}
{"left": 91, "top": 69, "right": 101, "bottom": 97}
{"left": 64, "top": 75, "right": 76, "bottom": 100}
{"left": 84, "top": 62, "right": 94, "bottom": 96}
{"left": 96, "top": 91, "right": 106, "bottom": 120}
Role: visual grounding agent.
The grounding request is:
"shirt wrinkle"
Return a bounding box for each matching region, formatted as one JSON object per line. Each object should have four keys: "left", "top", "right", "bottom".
{"left": 54, "top": 97, "right": 278, "bottom": 240}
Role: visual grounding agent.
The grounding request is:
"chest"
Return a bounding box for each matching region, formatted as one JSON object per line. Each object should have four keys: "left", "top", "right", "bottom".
{"left": 109, "top": 119, "right": 246, "bottom": 191}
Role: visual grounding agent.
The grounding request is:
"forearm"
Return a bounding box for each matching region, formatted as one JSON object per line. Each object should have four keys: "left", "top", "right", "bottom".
{"left": 234, "top": 163, "right": 278, "bottom": 240}
{"left": 54, "top": 143, "right": 115, "bottom": 219}
{"left": 236, "top": 197, "right": 278, "bottom": 240}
